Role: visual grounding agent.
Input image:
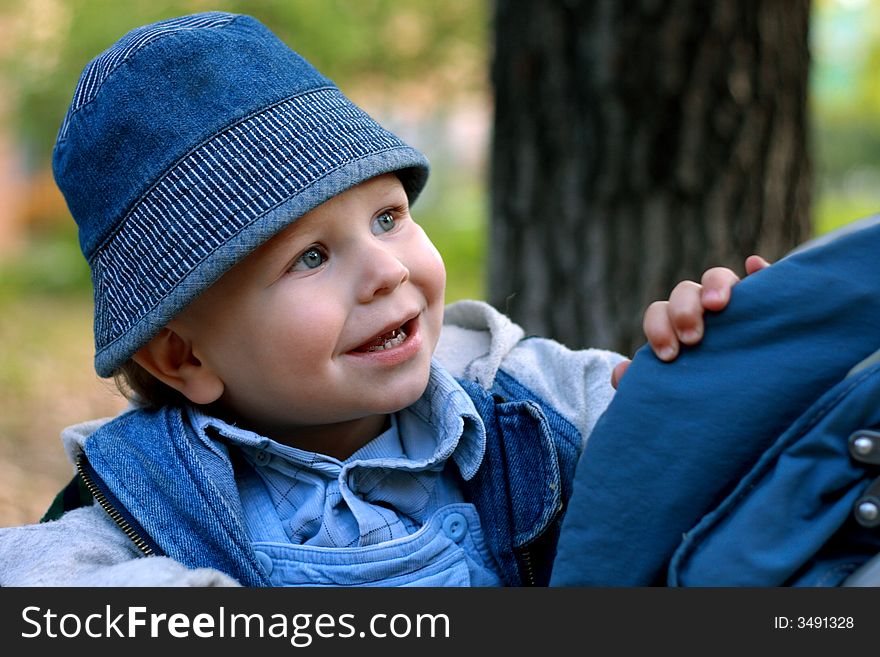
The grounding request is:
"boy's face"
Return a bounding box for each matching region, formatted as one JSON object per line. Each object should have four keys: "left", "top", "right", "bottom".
{"left": 169, "top": 174, "right": 446, "bottom": 449}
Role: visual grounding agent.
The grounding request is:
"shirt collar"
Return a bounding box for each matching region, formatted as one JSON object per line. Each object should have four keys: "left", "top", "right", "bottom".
{"left": 187, "top": 360, "right": 486, "bottom": 481}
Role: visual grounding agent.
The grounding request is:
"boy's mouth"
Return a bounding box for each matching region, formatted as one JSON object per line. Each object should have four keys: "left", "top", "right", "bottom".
{"left": 352, "top": 321, "right": 411, "bottom": 353}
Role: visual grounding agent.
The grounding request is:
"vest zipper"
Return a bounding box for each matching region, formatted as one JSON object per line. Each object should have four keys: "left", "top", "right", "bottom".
{"left": 75, "top": 453, "right": 156, "bottom": 557}
{"left": 518, "top": 546, "right": 537, "bottom": 586}
{"left": 514, "top": 499, "right": 565, "bottom": 586}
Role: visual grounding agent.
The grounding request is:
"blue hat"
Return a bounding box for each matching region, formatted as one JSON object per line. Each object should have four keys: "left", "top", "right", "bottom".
{"left": 53, "top": 12, "right": 430, "bottom": 377}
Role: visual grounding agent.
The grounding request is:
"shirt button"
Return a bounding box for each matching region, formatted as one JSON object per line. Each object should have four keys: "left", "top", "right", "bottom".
{"left": 254, "top": 550, "right": 273, "bottom": 576}
{"left": 442, "top": 512, "right": 468, "bottom": 542}
{"left": 253, "top": 450, "right": 271, "bottom": 466}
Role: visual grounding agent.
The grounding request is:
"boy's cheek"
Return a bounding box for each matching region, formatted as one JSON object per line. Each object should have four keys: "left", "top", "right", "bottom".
{"left": 429, "top": 266, "right": 447, "bottom": 314}
{"left": 414, "top": 234, "right": 447, "bottom": 299}
{"left": 413, "top": 225, "right": 444, "bottom": 267}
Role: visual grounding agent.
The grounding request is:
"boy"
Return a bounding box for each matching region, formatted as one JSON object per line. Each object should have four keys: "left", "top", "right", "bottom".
{"left": 0, "top": 12, "right": 747, "bottom": 586}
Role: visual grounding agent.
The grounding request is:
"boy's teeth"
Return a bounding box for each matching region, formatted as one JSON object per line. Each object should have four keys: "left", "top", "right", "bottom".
{"left": 363, "top": 327, "right": 407, "bottom": 352}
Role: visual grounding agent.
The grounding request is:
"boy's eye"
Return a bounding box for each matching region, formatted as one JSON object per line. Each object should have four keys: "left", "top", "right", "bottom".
{"left": 290, "top": 246, "right": 327, "bottom": 272}
{"left": 371, "top": 211, "right": 396, "bottom": 235}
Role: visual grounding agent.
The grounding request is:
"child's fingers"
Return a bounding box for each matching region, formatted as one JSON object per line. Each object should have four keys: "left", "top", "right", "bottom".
{"left": 643, "top": 300, "right": 680, "bottom": 361}
{"left": 610, "top": 359, "right": 630, "bottom": 389}
{"left": 745, "top": 254, "right": 771, "bottom": 275}
{"left": 700, "top": 267, "right": 741, "bottom": 312}
{"left": 666, "top": 279, "right": 705, "bottom": 345}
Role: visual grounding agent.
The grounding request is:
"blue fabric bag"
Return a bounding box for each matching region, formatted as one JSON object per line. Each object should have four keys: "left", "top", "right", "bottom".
{"left": 550, "top": 217, "right": 880, "bottom": 586}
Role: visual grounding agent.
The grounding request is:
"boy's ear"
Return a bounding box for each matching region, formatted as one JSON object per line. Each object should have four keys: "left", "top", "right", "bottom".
{"left": 132, "top": 328, "right": 224, "bottom": 405}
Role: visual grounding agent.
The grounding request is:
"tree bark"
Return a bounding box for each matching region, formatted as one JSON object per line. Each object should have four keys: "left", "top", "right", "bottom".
{"left": 489, "top": 0, "right": 812, "bottom": 356}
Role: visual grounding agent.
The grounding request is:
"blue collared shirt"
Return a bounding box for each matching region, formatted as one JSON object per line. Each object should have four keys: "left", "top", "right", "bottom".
{"left": 188, "top": 363, "right": 504, "bottom": 586}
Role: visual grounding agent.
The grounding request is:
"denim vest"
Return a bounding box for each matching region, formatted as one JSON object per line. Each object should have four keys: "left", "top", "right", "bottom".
{"left": 73, "top": 369, "right": 582, "bottom": 587}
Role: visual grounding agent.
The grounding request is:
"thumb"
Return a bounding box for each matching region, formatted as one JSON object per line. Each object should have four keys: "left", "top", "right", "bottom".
{"left": 611, "top": 359, "right": 631, "bottom": 389}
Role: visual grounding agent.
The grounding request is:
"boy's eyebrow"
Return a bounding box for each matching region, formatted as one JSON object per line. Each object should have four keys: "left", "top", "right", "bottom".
{"left": 367, "top": 177, "right": 410, "bottom": 208}
{"left": 261, "top": 221, "right": 311, "bottom": 259}
{"left": 382, "top": 187, "right": 410, "bottom": 208}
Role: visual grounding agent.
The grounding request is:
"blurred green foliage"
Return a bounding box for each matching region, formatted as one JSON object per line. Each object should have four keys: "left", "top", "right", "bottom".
{"left": 1, "top": 0, "right": 488, "bottom": 163}
{"left": 810, "top": 0, "right": 880, "bottom": 234}
{"left": 0, "top": 224, "right": 90, "bottom": 301}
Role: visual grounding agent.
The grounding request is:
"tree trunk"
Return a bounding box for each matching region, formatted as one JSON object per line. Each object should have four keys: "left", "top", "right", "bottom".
{"left": 489, "top": 0, "right": 812, "bottom": 356}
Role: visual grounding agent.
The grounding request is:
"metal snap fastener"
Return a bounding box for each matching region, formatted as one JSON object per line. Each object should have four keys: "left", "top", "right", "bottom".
{"left": 857, "top": 501, "right": 879, "bottom": 523}
{"left": 442, "top": 512, "right": 468, "bottom": 542}
{"left": 853, "top": 436, "right": 874, "bottom": 456}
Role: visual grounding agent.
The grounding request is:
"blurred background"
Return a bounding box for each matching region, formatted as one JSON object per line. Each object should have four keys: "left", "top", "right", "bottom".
{"left": 0, "top": 0, "right": 878, "bottom": 526}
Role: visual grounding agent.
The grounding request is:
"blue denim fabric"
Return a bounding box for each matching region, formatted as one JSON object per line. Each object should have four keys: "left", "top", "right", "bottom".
{"left": 459, "top": 371, "right": 584, "bottom": 585}
{"left": 197, "top": 402, "right": 481, "bottom": 549}
{"left": 81, "top": 362, "right": 583, "bottom": 586}
{"left": 83, "top": 405, "right": 268, "bottom": 586}
{"left": 250, "top": 505, "right": 502, "bottom": 587}
{"left": 53, "top": 13, "right": 429, "bottom": 376}
{"left": 183, "top": 366, "right": 502, "bottom": 586}
{"left": 551, "top": 218, "right": 880, "bottom": 586}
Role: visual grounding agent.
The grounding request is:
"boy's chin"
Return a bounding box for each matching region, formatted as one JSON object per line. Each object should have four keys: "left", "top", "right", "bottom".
{"left": 381, "top": 387, "right": 430, "bottom": 415}
{"left": 376, "top": 376, "right": 432, "bottom": 415}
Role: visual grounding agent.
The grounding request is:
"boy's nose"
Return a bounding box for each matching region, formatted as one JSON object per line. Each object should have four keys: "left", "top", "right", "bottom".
{"left": 355, "top": 244, "right": 410, "bottom": 303}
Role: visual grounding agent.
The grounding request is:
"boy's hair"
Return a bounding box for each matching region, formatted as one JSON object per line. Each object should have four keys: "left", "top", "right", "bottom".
{"left": 114, "top": 360, "right": 188, "bottom": 410}
{"left": 53, "top": 12, "right": 429, "bottom": 380}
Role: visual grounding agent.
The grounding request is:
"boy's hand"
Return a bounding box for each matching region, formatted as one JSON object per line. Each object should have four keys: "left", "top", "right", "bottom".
{"left": 611, "top": 255, "right": 771, "bottom": 388}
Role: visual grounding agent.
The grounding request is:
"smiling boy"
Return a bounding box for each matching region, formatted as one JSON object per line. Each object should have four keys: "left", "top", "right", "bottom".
{"left": 0, "top": 12, "right": 744, "bottom": 587}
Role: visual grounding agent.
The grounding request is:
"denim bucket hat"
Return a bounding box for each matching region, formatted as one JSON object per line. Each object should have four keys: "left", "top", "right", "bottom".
{"left": 53, "top": 12, "right": 430, "bottom": 377}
